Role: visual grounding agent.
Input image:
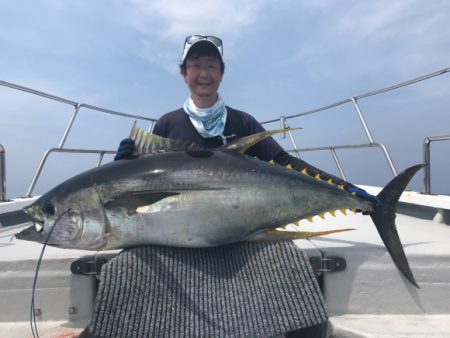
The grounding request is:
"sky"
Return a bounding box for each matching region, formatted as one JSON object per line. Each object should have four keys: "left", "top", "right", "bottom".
{"left": 0, "top": 0, "right": 450, "bottom": 199}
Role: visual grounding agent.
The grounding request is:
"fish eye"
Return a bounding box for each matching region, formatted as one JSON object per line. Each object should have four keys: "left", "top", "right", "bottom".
{"left": 42, "top": 203, "right": 56, "bottom": 216}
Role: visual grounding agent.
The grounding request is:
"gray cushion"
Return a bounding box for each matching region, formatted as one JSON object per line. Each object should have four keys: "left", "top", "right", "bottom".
{"left": 89, "top": 241, "right": 327, "bottom": 337}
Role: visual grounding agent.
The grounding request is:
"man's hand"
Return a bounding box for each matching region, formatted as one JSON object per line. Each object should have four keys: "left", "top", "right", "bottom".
{"left": 114, "top": 138, "right": 137, "bottom": 161}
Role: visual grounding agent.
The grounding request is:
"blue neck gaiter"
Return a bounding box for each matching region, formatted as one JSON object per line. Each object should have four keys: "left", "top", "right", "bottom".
{"left": 183, "top": 94, "right": 227, "bottom": 138}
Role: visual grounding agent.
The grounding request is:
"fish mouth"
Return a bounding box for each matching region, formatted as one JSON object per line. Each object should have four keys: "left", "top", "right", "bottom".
{"left": 15, "top": 225, "right": 46, "bottom": 244}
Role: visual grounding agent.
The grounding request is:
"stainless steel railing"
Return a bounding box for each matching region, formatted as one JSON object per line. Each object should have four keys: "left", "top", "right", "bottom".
{"left": 262, "top": 67, "right": 450, "bottom": 186}
{"left": 26, "top": 148, "right": 117, "bottom": 197}
{"left": 0, "top": 80, "right": 157, "bottom": 197}
{"left": 0, "top": 144, "right": 5, "bottom": 201}
{"left": 286, "top": 142, "right": 393, "bottom": 181}
{"left": 423, "top": 135, "right": 450, "bottom": 194}
{"left": 1, "top": 67, "right": 449, "bottom": 197}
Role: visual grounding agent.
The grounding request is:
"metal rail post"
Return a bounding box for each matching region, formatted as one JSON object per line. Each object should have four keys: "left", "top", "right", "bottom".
{"left": 330, "top": 148, "right": 347, "bottom": 180}
{"left": 59, "top": 103, "right": 82, "bottom": 148}
{"left": 350, "top": 97, "right": 375, "bottom": 144}
{"left": 280, "top": 116, "right": 287, "bottom": 139}
{"left": 351, "top": 97, "right": 397, "bottom": 176}
{"left": 280, "top": 117, "right": 302, "bottom": 158}
{"left": 423, "top": 137, "right": 431, "bottom": 194}
{"left": 0, "top": 144, "right": 5, "bottom": 201}
{"left": 423, "top": 135, "right": 450, "bottom": 194}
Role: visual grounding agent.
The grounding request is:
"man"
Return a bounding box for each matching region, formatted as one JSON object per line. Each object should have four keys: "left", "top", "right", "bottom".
{"left": 117, "top": 35, "right": 370, "bottom": 196}
{"left": 85, "top": 35, "right": 371, "bottom": 338}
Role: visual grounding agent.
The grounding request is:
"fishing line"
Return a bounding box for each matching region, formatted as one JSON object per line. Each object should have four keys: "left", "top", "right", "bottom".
{"left": 30, "top": 208, "right": 71, "bottom": 338}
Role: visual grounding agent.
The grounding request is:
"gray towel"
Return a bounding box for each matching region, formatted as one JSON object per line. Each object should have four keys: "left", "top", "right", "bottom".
{"left": 89, "top": 241, "right": 327, "bottom": 338}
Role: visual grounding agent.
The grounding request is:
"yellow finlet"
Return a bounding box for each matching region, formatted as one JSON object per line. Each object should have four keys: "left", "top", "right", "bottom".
{"left": 306, "top": 216, "right": 314, "bottom": 222}
{"left": 301, "top": 168, "right": 308, "bottom": 175}
{"left": 329, "top": 210, "right": 336, "bottom": 217}
{"left": 319, "top": 213, "right": 326, "bottom": 219}
{"left": 327, "top": 179, "right": 333, "bottom": 185}
{"left": 268, "top": 159, "right": 275, "bottom": 164}
{"left": 351, "top": 209, "right": 357, "bottom": 213}
{"left": 340, "top": 209, "right": 347, "bottom": 215}
{"left": 314, "top": 174, "right": 321, "bottom": 180}
{"left": 351, "top": 192, "right": 356, "bottom": 196}
{"left": 338, "top": 185, "right": 345, "bottom": 190}
{"left": 286, "top": 163, "right": 293, "bottom": 170}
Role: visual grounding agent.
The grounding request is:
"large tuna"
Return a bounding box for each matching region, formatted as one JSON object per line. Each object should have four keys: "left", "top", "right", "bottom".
{"left": 16, "top": 124, "right": 424, "bottom": 287}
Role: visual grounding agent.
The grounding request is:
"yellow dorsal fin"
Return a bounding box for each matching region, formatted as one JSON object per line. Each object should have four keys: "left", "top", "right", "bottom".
{"left": 129, "top": 122, "right": 200, "bottom": 155}
{"left": 301, "top": 168, "right": 308, "bottom": 175}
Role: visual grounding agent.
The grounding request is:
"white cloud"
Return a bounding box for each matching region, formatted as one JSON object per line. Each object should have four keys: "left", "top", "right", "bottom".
{"left": 336, "top": 1, "right": 413, "bottom": 39}
{"left": 270, "top": 0, "right": 450, "bottom": 83}
{"left": 115, "top": 0, "right": 270, "bottom": 71}
{"left": 127, "top": 0, "right": 268, "bottom": 37}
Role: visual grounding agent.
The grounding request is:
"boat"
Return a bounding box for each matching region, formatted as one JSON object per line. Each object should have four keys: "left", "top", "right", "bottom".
{"left": 1, "top": 68, "right": 450, "bottom": 337}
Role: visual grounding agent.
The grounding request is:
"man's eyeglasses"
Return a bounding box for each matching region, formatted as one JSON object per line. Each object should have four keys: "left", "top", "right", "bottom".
{"left": 185, "top": 35, "right": 223, "bottom": 50}
{"left": 181, "top": 35, "right": 223, "bottom": 62}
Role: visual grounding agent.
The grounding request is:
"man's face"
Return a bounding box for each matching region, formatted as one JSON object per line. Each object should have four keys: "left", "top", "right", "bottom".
{"left": 183, "top": 55, "right": 223, "bottom": 108}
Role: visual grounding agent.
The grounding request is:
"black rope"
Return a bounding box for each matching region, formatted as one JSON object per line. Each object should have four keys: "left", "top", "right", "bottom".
{"left": 30, "top": 209, "right": 71, "bottom": 338}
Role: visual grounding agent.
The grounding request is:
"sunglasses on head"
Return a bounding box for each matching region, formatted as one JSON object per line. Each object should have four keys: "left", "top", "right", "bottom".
{"left": 184, "top": 35, "right": 223, "bottom": 54}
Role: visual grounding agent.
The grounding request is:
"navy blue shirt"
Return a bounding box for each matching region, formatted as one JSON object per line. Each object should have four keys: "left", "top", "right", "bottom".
{"left": 152, "top": 106, "right": 284, "bottom": 161}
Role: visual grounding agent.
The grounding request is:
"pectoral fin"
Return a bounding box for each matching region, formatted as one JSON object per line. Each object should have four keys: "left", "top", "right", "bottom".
{"left": 246, "top": 228, "right": 354, "bottom": 242}
{"left": 104, "top": 191, "right": 179, "bottom": 212}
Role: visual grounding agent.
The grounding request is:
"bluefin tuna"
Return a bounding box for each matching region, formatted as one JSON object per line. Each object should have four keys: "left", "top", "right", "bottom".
{"left": 16, "top": 124, "right": 424, "bottom": 287}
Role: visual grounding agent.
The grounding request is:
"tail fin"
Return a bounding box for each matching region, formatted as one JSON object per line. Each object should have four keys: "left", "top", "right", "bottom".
{"left": 370, "top": 164, "right": 426, "bottom": 288}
